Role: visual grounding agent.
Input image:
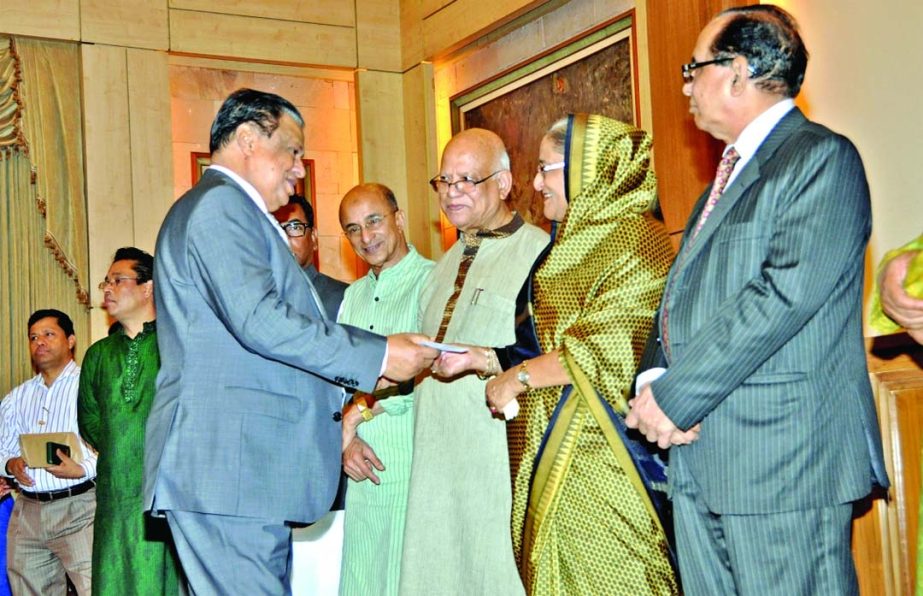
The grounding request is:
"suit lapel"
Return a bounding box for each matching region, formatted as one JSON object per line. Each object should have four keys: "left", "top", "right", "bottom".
{"left": 209, "top": 169, "right": 329, "bottom": 321}
{"left": 681, "top": 161, "right": 760, "bottom": 264}
{"left": 678, "top": 108, "right": 808, "bottom": 265}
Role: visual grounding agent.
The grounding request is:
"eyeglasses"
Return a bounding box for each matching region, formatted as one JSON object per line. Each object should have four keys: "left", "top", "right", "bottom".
{"left": 536, "top": 162, "right": 565, "bottom": 178}
{"left": 343, "top": 211, "right": 397, "bottom": 239}
{"left": 429, "top": 170, "right": 503, "bottom": 195}
{"left": 281, "top": 220, "right": 310, "bottom": 238}
{"left": 98, "top": 276, "right": 139, "bottom": 290}
{"left": 681, "top": 57, "right": 734, "bottom": 84}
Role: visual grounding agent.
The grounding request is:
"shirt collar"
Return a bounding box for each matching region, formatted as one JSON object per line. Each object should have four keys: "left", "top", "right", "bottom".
{"left": 728, "top": 98, "right": 795, "bottom": 162}
{"left": 367, "top": 245, "right": 419, "bottom": 283}
{"left": 207, "top": 164, "right": 289, "bottom": 245}
{"left": 30, "top": 359, "right": 79, "bottom": 389}
{"left": 115, "top": 319, "right": 157, "bottom": 340}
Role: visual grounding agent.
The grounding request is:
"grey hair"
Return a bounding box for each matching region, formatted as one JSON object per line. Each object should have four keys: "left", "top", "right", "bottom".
{"left": 497, "top": 147, "right": 511, "bottom": 170}
{"left": 544, "top": 118, "right": 569, "bottom": 154}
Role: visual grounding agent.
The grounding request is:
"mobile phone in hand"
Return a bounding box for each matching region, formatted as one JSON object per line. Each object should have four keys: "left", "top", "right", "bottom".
{"left": 46, "top": 442, "right": 71, "bottom": 465}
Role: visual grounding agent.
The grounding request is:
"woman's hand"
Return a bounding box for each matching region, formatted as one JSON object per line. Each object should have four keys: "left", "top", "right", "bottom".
{"left": 485, "top": 368, "right": 525, "bottom": 412}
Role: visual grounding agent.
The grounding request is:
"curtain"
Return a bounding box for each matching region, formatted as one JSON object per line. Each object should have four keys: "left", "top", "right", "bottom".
{"left": 0, "top": 36, "right": 89, "bottom": 395}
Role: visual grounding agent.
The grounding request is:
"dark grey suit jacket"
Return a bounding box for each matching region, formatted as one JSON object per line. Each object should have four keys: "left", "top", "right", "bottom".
{"left": 652, "top": 108, "right": 889, "bottom": 515}
{"left": 143, "top": 169, "right": 386, "bottom": 524}
{"left": 304, "top": 265, "right": 347, "bottom": 321}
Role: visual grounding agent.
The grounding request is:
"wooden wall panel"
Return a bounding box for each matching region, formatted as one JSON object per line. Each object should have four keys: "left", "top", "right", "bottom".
{"left": 169, "top": 9, "right": 357, "bottom": 67}
{"left": 421, "top": 0, "right": 545, "bottom": 59}
{"left": 401, "top": 63, "right": 440, "bottom": 259}
{"left": 1, "top": 0, "right": 80, "bottom": 40}
{"left": 355, "top": 70, "right": 409, "bottom": 216}
{"left": 857, "top": 334, "right": 923, "bottom": 595}
{"left": 81, "top": 44, "right": 133, "bottom": 339}
{"left": 645, "top": 0, "right": 742, "bottom": 236}
{"left": 877, "top": 372, "right": 923, "bottom": 594}
{"left": 420, "top": 0, "right": 453, "bottom": 18}
{"left": 169, "top": 0, "right": 355, "bottom": 27}
{"left": 356, "top": 0, "right": 402, "bottom": 72}
{"left": 81, "top": 0, "right": 169, "bottom": 49}
{"left": 126, "top": 49, "right": 173, "bottom": 254}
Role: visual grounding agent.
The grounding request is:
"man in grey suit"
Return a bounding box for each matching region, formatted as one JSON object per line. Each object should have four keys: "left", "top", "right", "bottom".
{"left": 626, "top": 6, "right": 889, "bottom": 595}
{"left": 144, "top": 88, "right": 437, "bottom": 595}
{"left": 275, "top": 194, "right": 347, "bottom": 320}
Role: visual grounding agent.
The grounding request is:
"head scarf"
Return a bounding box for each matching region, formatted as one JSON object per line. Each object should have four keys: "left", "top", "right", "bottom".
{"left": 532, "top": 113, "right": 674, "bottom": 405}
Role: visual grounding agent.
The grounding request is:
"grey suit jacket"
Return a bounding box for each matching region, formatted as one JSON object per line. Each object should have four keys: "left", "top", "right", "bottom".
{"left": 143, "top": 169, "right": 386, "bottom": 524}
{"left": 304, "top": 265, "right": 347, "bottom": 321}
{"left": 652, "top": 108, "right": 889, "bottom": 515}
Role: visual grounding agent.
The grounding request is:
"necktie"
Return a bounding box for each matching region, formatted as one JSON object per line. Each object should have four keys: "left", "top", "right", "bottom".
{"left": 660, "top": 147, "right": 740, "bottom": 359}
{"left": 692, "top": 147, "right": 740, "bottom": 238}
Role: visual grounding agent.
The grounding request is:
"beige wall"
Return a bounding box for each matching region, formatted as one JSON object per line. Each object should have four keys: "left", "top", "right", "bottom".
{"left": 81, "top": 44, "right": 173, "bottom": 339}
{"left": 168, "top": 60, "right": 363, "bottom": 285}
{"left": 776, "top": 0, "right": 923, "bottom": 266}
{"left": 2, "top": 0, "right": 402, "bottom": 341}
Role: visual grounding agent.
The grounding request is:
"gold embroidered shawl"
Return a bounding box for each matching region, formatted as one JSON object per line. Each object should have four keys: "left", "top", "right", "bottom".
{"left": 509, "top": 114, "right": 677, "bottom": 595}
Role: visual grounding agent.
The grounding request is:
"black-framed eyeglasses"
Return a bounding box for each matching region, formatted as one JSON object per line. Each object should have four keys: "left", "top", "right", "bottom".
{"left": 681, "top": 57, "right": 734, "bottom": 84}
{"left": 429, "top": 170, "right": 503, "bottom": 195}
{"left": 343, "top": 211, "right": 397, "bottom": 239}
{"left": 98, "top": 276, "right": 139, "bottom": 291}
{"left": 281, "top": 220, "right": 310, "bottom": 238}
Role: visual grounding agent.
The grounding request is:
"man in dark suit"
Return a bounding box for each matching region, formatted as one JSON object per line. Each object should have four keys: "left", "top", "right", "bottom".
{"left": 626, "top": 6, "right": 889, "bottom": 595}
{"left": 275, "top": 194, "right": 347, "bottom": 320}
{"left": 143, "top": 88, "right": 437, "bottom": 594}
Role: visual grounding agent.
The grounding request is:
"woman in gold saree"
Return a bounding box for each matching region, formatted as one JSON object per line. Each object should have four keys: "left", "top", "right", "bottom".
{"left": 435, "top": 114, "right": 678, "bottom": 594}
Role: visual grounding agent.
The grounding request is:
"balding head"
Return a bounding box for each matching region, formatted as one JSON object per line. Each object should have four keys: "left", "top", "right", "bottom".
{"left": 434, "top": 128, "right": 513, "bottom": 233}
{"left": 444, "top": 128, "right": 511, "bottom": 173}
{"left": 340, "top": 183, "right": 399, "bottom": 220}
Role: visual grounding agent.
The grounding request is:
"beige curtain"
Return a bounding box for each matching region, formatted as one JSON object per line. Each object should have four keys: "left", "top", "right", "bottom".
{"left": 0, "top": 36, "right": 89, "bottom": 395}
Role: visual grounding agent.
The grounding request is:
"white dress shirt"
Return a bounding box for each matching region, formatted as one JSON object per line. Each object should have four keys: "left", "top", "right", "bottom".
{"left": 0, "top": 360, "right": 97, "bottom": 491}
{"left": 724, "top": 98, "right": 795, "bottom": 188}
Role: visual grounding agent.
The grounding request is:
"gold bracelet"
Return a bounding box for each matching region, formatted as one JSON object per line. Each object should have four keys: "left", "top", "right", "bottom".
{"left": 477, "top": 348, "right": 500, "bottom": 380}
{"left": 356, "top": 396, "right": 374, "bottom": 422}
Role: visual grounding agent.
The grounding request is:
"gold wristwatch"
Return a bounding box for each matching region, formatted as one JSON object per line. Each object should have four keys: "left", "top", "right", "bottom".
{"left": 517, "top": 362, "right": 532, "bottom": 391}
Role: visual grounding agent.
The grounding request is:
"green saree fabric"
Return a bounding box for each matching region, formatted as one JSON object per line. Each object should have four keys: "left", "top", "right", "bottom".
{"left": 508, "top": 114, "right": 678, "bottom": 595}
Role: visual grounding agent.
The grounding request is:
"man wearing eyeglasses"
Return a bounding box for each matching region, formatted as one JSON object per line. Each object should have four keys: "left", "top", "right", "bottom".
{"left": 400, "top": 129, "right": 548, "bottom": 595}
{"left": 626, "top": 6, "right": 888, "bottom": 595}
{"left": 78, "top": 247, "right": 181, "bottom": 595}
{"left": 336, "top": 182, "right": 434, "bottom": 595}
{"left": 145, "top": 88, "right": 438, "bottom": 594}
{"left": 275, "top": 194, "right": 348, "bottom": 320}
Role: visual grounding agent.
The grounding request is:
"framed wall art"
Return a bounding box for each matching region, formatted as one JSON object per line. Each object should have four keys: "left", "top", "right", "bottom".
{"left": 452, "top": 15, "right": 637, "bottom": 229}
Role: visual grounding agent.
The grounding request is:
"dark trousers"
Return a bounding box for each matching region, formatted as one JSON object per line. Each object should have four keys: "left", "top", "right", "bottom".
{"left": 671, "top": 456, "right": 858, "bottom": 596}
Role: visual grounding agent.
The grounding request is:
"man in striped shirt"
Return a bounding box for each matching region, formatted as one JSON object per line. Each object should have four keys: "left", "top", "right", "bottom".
{"left": 0, "top": 309, "right": 97, "bottom": 595}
